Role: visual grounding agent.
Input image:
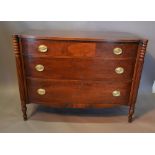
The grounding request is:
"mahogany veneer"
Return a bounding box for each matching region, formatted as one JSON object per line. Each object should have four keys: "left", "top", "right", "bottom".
{"left": 27, "top": 78, "right": 131, "bottom": 106}
{"left": 24, "top": 58, "right": 135, "bottom": 80}
{"left": 12, "top": 30, "right": 148, "bottom": 122}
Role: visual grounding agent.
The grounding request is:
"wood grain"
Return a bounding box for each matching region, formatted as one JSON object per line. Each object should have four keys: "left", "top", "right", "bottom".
{"left": 24, "top": 57, "right": 136, "bottom": 80}
{"left": 21, "top": 38, "right": 138, "bottom": 58}
{"left": 19, "top": 30, "right": 143, "bottom": 42}
{"left": 27, "top": 78, "right": 131, "bottom": 106}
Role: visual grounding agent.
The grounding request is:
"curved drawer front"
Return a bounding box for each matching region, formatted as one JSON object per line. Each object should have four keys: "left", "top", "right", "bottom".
{"left": 21, "top": 38, "right": 138, "bottom": 58}
{"left": 24, "top": 57, "right": 136, "bottom": 80}
{"left": 27, "top": 78, "right": 131, "bottom": 106}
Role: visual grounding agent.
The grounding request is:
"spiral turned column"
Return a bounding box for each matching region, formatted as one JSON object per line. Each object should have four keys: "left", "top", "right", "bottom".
{"left": 128, "top": 40, "right": 148, "bottom": 122}
{"left": 12, "top": 35, "right": 27, "bottom": 121}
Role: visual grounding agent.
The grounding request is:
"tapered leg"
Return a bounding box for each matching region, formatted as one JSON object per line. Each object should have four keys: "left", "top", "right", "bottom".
{"left": 21, "top": 102, "right": 27, "bottom": 121}
{"left": 128, "top": 105, "right": 135, "bottom": 123}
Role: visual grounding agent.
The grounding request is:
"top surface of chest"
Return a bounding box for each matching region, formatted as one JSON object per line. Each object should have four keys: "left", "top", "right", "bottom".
{"left": 19, "top": 30, "right": 142, "bottom": 42}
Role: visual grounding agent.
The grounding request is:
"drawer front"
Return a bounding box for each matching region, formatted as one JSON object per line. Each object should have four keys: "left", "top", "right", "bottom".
{"left": 24, "top": 57, "right": 136, "bottom": 80}
{"left": 21, "top": 38, "right": 138, "bottom": 58}
{"left": 27, "top": 78, "right": 131, "bottom": 106}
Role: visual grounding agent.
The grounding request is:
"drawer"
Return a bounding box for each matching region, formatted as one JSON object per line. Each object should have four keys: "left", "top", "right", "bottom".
{"left": 24, "top": 57, "right": 136, "bottom": 80}
{"left": 27, "top": 78, "right": 131, "bottom": 106}
{"left": 21, "top": 38, "right": 138, "bottom": 58}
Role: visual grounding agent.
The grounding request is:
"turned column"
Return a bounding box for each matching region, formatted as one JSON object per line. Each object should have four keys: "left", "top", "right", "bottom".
{"left": 128, "top": 40, "right": 148, "bottom": 122}
{"left": 12, "top": 35, "right": 28, "bottom": 120}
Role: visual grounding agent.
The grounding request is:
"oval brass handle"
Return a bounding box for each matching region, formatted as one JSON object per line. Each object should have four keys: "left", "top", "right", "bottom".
{"left": 37, "top": 88, "right": 46, "bottom": 95}
{"left": 38, "top": 45, "right": 48, "bottom": 53}
{"left": 35, "top": 64, "right": 44, "bottom": 72}
{"left": 113, "top": 47, "right": 123, "bottom": 55}
{"left": 115, "top": 67, "right": 124, "bottom": 74}
{"left": 112, "top": 90, "right": 121, "bottom": 97}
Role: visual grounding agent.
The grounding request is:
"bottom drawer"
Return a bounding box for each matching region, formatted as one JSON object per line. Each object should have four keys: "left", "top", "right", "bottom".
{"left": 27, "top": 78, "right": 131, "bottom": 107}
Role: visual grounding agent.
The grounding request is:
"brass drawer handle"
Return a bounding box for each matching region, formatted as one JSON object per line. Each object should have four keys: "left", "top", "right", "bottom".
{"left": 35, "top": 64, "right": 44, "bottom": 72}
{"left": 37, "top": 88, "right": 46, "bottom": 95}
{"left": 112, "top": 90, "right": 121, "bottom": 97}
{"left": 113, "top": 47, "right": 123, "bottom": 55}
{"left": 38, "top": 45, "right": 48, "bottom": 53}
{"left": 115, "top": 67, "right": 124, "bottom": 74}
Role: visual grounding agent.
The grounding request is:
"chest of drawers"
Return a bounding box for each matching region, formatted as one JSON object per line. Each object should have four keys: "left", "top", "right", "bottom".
{"left": 12, "top": 31, "right": 148, "bottom": 122}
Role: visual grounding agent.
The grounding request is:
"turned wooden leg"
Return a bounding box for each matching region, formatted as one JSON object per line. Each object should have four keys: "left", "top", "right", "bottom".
{"left": 13, "top": 35, "right": 28, "bottom": 121}
{"left": 128, "top": 105, "right": 135, "bottom": 123}
{"left": 21, "top": 102, "right": 27, "bottom": 121}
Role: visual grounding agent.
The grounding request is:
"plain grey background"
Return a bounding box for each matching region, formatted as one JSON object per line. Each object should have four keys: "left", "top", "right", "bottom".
{"left": 0, "top": 21, "right": 155, "bottom": 94}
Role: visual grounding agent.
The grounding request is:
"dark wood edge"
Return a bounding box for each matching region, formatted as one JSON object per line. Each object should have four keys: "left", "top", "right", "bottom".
{"left": 18, "top": 32, "right": 141, "bottom": 43}
{"left": 12, "top": 35, "right": 28, "bottom": 120}
{"left": 128, "top": 39, "right": 148, "bottom": 121}
{"left": 18, "top": 35, "right": 142, "bottom": 43}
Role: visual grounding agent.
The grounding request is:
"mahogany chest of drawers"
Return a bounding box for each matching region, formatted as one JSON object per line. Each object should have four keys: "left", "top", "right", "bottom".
{"left": 12, "top": 31, "right": 148, "bottom": 122}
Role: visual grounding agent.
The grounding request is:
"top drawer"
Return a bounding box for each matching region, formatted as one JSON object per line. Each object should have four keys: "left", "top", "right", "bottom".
{"left": 21, "top": 38, "right": 138, "bottom": 58}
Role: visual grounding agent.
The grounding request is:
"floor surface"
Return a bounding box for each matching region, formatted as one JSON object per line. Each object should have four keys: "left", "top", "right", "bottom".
{"left": 0, "top": 86, "right": 155, "bottom": 132}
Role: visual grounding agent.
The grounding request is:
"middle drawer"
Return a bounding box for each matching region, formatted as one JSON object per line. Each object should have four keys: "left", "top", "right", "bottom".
{"left": 24, "top": 57, "right": 136, "bottom": 80}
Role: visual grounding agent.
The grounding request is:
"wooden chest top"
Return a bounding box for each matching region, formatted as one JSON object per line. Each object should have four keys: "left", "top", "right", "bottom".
{"left": 19, "top": 30, "right": 143, "bottom": 42}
